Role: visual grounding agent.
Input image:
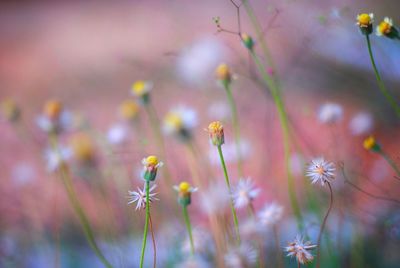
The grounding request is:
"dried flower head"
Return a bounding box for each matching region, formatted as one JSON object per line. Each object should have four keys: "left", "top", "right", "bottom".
{"left": 285, "top": 235, "right": 316, "bottom": 264}
{"left": 173, "top": 181, "right": 198, "bottom": 206}
{"left": 363, "top": 135, "right": 380, "bottom": 152}
{"left": 376, "top": 17, "right": 399, "bottom": 39}
{"left": 207, "top": 121, "right": 224, "bottom": 146}
{"left": 232, "top": 178, "right": 260, "bottom": 209}
{"left": 142, "top": 155, "right": 163, "bottom": 181}
{"left": 119, "top": 100, "right": 139, "bottom": 121}
{"left": 356, "top": 13, "right": 374, "bottom": 35}
{"left": 306, "top": 157, "right": 335, "bottom": 186}
{"left": 128, "top": 183, "right": 159, "bottom": 210}
{"left": 258, "top": 202, "right": 284, "bottom": 226}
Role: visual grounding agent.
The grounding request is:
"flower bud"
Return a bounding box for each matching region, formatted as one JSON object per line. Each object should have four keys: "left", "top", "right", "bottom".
{"left": 363, "top": 135, "right": 380, "bottom": 152}
{"left": 207, "top": 121, "right": 225, "bottom": 146}
{"left": 142, "top": 155, "right": 163, "bottom": 181}
{"left": 215, "top": 64, "right": 231, "bottom": 87}
{"left": 357, "top": 13, "right": 374, "bottom": 35}
{"left": 241, "top": 33, "right": 255, "bottom": 51}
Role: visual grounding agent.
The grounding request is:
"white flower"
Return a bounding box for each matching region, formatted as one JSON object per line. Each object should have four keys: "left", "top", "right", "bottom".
{"left": 107, "top": 124, "right": 128, "bottom": 145}
{"left": 127, "top": 183, "right": 159, "bottom": 210}
{"left": 317, "top": 102, "right": 343, "bottom": 124}
{"left": 177, "top": 256, "right": 211, "bottom": 268}
{"left": 258, "top": 202, "right": 284, "bottom": 226}
{"left": 200, "top": 182, "right": 230, "bottom": 215}
{"left": 181, "top": 228, "right": 213, "bottom": 255}
{"left": 44, "top": 146, "right": 72, "bottom": 172}
{"left": 285, "top": 235, "right": 316, "bottom": 264}
{"left": 163, "top": 106, "right": 198, "bottom": 137}
{"left": 36, "top": 110, "right": 73, "bottom": 134}
{"left": 376, "top": 17, "right": 393, "bottom": 36}
{"left": 224, "top": 243, "right": 258, "bottom": 268}
{"left": 232, "top": 178, "right": 260, "bottom": 209}
{"left": 349, "top": 112, "right": 373, "bottom": 136}
{"left": 306, "top": 157, "right": 335, "bottom": 186}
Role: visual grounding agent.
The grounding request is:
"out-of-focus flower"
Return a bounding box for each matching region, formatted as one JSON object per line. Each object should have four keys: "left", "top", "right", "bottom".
{"left": 69, "top": 133, "right": 96, "bottom": 163}
{"left": 128, "top": 183, "right": 159, "bottom": 210}
{"left": 107, "top": 124, "right": 128, "bottom": 145}
{"left": 306, "top": 157, "right": 335, "bottom": 186}
{"left": 200, "top": 182, "right": 229, "bottom": 214}
{"left": 317, "top": 102, "right": 343, "bottom": 124}
{"left": 363, "top": 135, "right": 381, "bottom": 152}
{"left": 376, "top": 17, "right": 399, "bottom": 39}
{"left": 285, "top": 235, "right": 316, "bottom": 264}
{"left": 177, "top": 256, "right": 211, "bottom": 268}
{"left": 173, "top": 181, "right": 198, "bottom": 206}
{"left": 11, "top": 162, "right": 36, "bottom": 186}
{"left": 119, "top": 100, "right": 139, "bottom": 121}
{"left": 215, "top": 63, "right": 232, "bottom": 87}
{"left": 356, "top": 13, "right": 374, "bottom": 35}
{"left": 36, "top": 100, "right": 72, "bottom": 134}
{"left": 207, "top": 101, "right": 231, "bottom": 120}
{"left": 176, "top": 37, "right": 225, "bottom": 86}
{"left": 206, "top": 121, "right": 224, "bottom": 146}
{"left": 241, "top": 33, "right": 255, "bottom": 51}
{"left": 181, "top": 228, "right": 213, "bottom": 255}
{"left": 142, "top": 155, "right": 163, "bottom": 181}
{"left": 1, "top": 98, "right": 21, "bottom": 122}
{"left": 349, "top": 112, "right": 374, "bottom": 136}
{"left": 232, "top": 178, "right": 260, "bottom": 209}
{"left": 224, "top": 243, "right": 258, "bottom": 268}
{"left": 44, "top": 145, "right": 72, "bottom": 172}
{"left": 258, "top": 202, "right": 284, "bottom": 226}
{"left": 163, "top": 106, "right": 197, "bottom": 141}
{"left": 131, "top": 80, "right": 153, "bottom": 104}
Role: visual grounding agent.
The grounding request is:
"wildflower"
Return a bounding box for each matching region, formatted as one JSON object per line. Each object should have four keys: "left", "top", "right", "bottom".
{"left": 285, "top": 235, "right": 316, "bottom": 264}
{"left": 107, "top": 124, "right": 128, "bottom": 145}
{"left": 356, "top": 13, "right": 374, "bottom": 35}
{"left": 142, "top": 155, "right": 163, "bottom": 181}
{"left": 306, "top": 157, "right": 335, "bottom": 186}
{"left": 215, "top": 63, "right": 232, "bottom": 87}
{"left": 376, "top": 17, "right": 399, "bottom": 39}
{"left": 317, "top": 102, "right": 343, "bottom": 124}
{"left": 44, "top": 146, "right": 72, "bottom": 172}
{"left": 181, "top": 228, "right": 213, "bottom": 255}
{"left": 119, "top": 100, "right": 139, "bottom": 121}
{"left": 224, "top": 243, "right": 258, "bottom": 268}
{"left": 349, "top": 112, "right": 373, "bottom": 136}
{"left": 173, "top": 181, "right": 198, "bottom": 206}
{"left": 128, "top": 184, "right": 159, "bottom": 210}
{"left": 232, "top": 178, "right": 260, "bottom": 209}
{"left": 177, "top": 256, "right": 211, "bottom": 268}
{"left": 36, "top": 100, "right": 72, "bottom": 134}
{"left": 200, "top": 182, "right": 230, "bottom": 215}
{"left": 206, "top": 121, "right": 224, "bottom": 146}
{"left": 363, "top": 135, "right": 381, "bottom": 152}
{"left": 258, "top": 202, "right": 284, "bottom": 226}
{"left": 1, "top": 98, "right": 21, "bottom": 122}
{"left": 70, "top": 133, "right": 95, "bottom": 163}
{"left": 163, "top": 106, "right": 198, "bottom": 141}
{"left": 241, "top": 33, "right": 255, "bottom": 50}
{"left": 131, "top": 80, "right": 153, "bottom": 104}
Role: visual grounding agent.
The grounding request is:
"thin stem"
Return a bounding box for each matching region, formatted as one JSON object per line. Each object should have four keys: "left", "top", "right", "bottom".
{"left": 49, "top": 134, "right": 113, "bottom": 268}
{"left": 217, "top": 145, "right": 241, "bottom": 244}
{"left": 182, "top": 205, "right": 195, "bottom": 255}
{"left": 224, "top": 82, "right": 243, "bottom": 177}
{"left": 140, "top": 180, "right": 150, "bottom": 268}
{"left": 316, "top": 182, "right": 334, "bottom": 268}
{"left": 149, "top": 214, "right": 156, "bottom": 268}
{"left": 365, "top": 34, "right": 400, "bottom": 117}
{"left": 380, "top": 151, "right": 400, "bottom": 177}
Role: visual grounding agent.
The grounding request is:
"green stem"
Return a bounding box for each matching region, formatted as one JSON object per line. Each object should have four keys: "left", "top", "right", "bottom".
{"left": 140, "top": 180, "right": 151, "bottom": 268}
{"left": 217, "top": 145, "right": 241, "bottom": 244}
{"left": 182, "top": 205, "right": 195, "bottom": 255}
{"left": 223, "top": 82, "right": 243, "bottom": 177}
{"left": 365, "top": 34, "right": 400, "bottom": 117}
{"left": 249, "top": 51, "right": 303, "bottom": 229}
{"left": 380, "top": 151, "right": 400, "bottom": 177}
{"left": 49, "top": 135, "right": 113, "bottom": 268}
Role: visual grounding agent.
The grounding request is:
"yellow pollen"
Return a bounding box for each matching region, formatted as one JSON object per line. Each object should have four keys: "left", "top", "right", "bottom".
{"left": 179, "top": 181, "right": 190, "bottom": 193}
{"left": 119, "top": 100, "right": 139, "bottom": 120}
{"left": 165, "top": 113, "right": 183, "bottom": 130}
{"left": 215, "top": 63, "right": 231, "bottom": 81}
{"left": 44, "top": 100, "right": 63, "bottom": 119}
{"left": 131, "top": 80, "right": 147, "bottom": 96}
{"left": 145, "top": 155, "right": 159, "bottom": 167}
{"left": 316, "top": 166, "right": 325, "bottom": 175}
{"left": 358, "top": 13, "right": 372, "bottom": 26}
{"left": 363, "top": 136, "right": 376, "bottom": 150}
{"left": 378, "top": 21, "right": 391, "bottom": 35}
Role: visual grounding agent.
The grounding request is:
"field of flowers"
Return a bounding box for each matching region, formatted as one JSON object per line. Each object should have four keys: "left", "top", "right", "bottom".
{"left": 1, "top": 0, "right": 400, "bottom": 267}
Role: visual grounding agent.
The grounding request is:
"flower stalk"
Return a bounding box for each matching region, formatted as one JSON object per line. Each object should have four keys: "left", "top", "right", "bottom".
{"left": 182, "top": 205, "right": 195, "bottom": 255}
{"left": 139, "top": 180, "right": 150, "bottom": 268}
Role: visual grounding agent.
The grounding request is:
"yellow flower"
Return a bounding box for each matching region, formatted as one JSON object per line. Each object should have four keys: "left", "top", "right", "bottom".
{"left": 363, "top": 135, "right": 380, "bottom": 152}
{"left": 44, "top": 100, "right": 63, "bottom": 120}
{"left": 215, "top": 64, "right": 231, "bottom": 85}
{"left": 143, "top": 155, "right": 159, "bottom": 167}
{"left": 119, "top": 100, "right": 139, "bottom": 120}
{"left": 207, "top": 121, "right": 224, "bottom": 146}
{"left": 357, "top": 13, "right": 373, "bottom": 28}
{"left": 70, "top": 133, "right": 95, "bottom": 162}
{"left": 164, "top": 112, "right": 183, "bottom": 131}
{"left": 131, "top": 80, "right": 152, "bottom": 97}
{"left": 142, "top": 155, "right": 163, "bottom": 181}
{"left": 376, "top": 17, "right": 399, "bottom": 39}
{"left": 173, "top": 181, "right": 198, "bottom": 206}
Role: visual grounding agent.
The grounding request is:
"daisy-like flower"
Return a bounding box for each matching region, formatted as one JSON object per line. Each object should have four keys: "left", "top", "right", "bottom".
{"left": 107, "top": 124, "right": 128, "bottom": 145}
{"left": 173, "top": 181, "right": 198, "bottom": 206}
{"left": 224, "top": 243, "right": 258, "bottom": 268}
{"left": 285, "top": 235, "right": 316, "bottom": 265}
{"left": 363, "top": 135, "right": 380, "bottom": 152}
{"left": 258, "top": 202, "right": 284, "bottom": 226}
{"left": 142, "top": 155, "right": 163, "bottom": 181}
{"left": 349, "top": 112, "right": 373, "bottom": 136}
{"left": 356, "top": 13, "right": 374, "bottom": 35}
{"left": 232, "top": 178, "right": 260, "bottom": 209}
{"left": 130, "top": 80, "right": 153, "bottom": 104}
{"left": 163, "top": 106, "right": 198, "bottom": 141}
{"left": 127, "top": 183, "right": 159, "bottom": 210}
{"left": 36, "top": 100, "right": 72, "bottom": 134}
{"left": 206, "top": 121, "right": 224, "bottom": 146}
{"left": 317, "top": 102, "right": 343, "bottom": 124}
{"left": 376, "top": 17, "right": 399, "bottom": 39}
{"left": 44, "top": 145, "right": 72, "bottom": 172}
{"left": 306, "top": 157, "right": 335, "bottom": 186}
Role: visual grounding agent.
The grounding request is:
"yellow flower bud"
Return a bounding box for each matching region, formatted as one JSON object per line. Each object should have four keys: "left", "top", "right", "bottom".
{"left": 44, "top": 100, "right": 63, "bottom": 120}
{"left": 215, "top": 64, "right": 231, "bottom": 85}
{"left": 119, "top": 100, "right": 139, "bottom": 120}
{"left": 70, "top": 133, "right": 95, "bottom": 162}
